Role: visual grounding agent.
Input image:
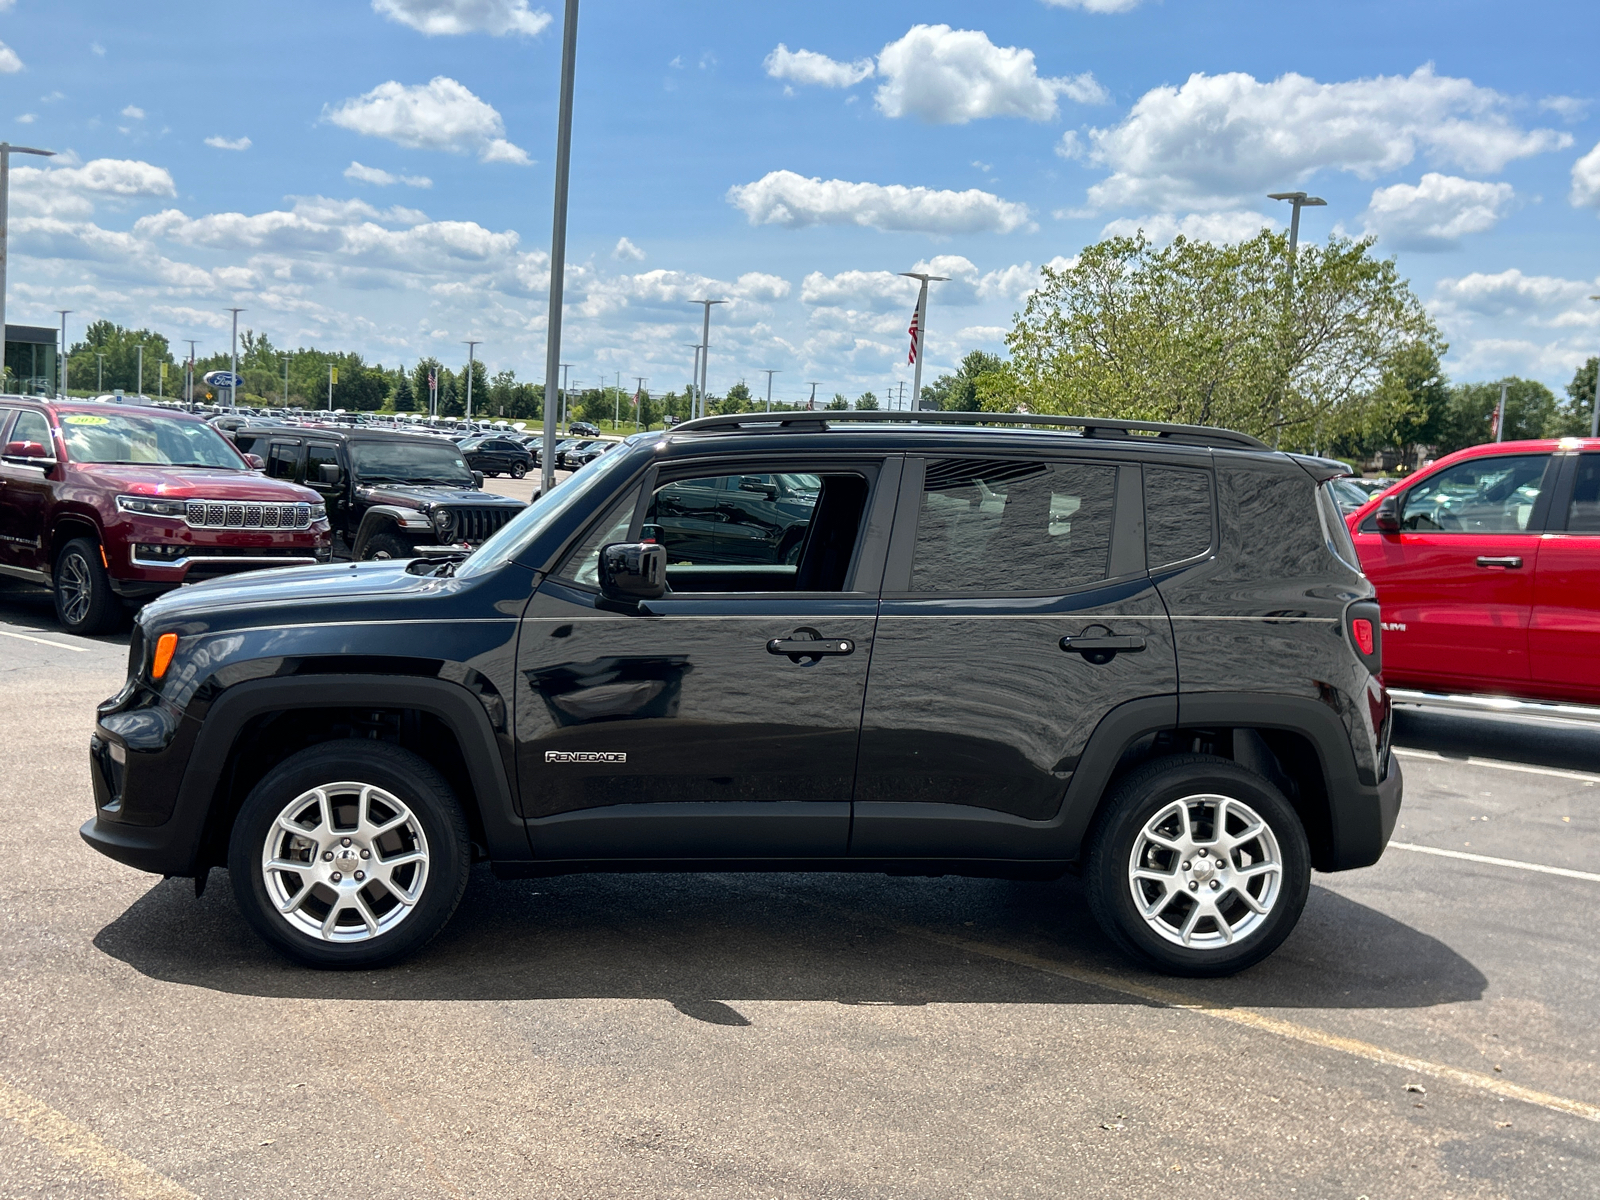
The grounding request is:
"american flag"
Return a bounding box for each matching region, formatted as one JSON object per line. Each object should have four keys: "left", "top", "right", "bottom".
{"left": 907, "top": 309, "right": 920, "bottom": 365}
{"left": 428, "top": 370, "right": 437, "bottom": 390}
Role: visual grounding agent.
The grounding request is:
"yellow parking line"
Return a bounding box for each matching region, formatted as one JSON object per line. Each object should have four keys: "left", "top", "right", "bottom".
{"left": 0, "top": 1079, "right": 197, "bottom": 1199}
{"left": 906, "top": 928, "right": 1600, "bottom": 1124}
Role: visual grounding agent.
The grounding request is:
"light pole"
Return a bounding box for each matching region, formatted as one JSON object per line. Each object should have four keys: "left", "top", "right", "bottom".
{"left": 807, "top": 381, "right": 820, "bottom": 411}
{"left": 559, "top": 362, "right": 572, "bottom": 430}
{"left": 226, "top": 306, "right": 244, "bottom": 409}
{"left": 184, "top": 340, "right": 197, "bottom": 406}
{"left": 540, "top": 0, "right": 581, "bottom": 496}
{"left": 899, "top": 272, "right": 949, "bottom": 411}
{"left": 689, "top": 299, "right": 726, "bottom": 420}
{"left": 136, "top": 343, "right": 144, "bottom": 397}
{"left": 635, "top": 376, "right": 647, "bottom": 432}
{"left": 760, "top": 369, "right": 780, "bottom": 413}
{"left": 1267, "top": 192, "right": 1327, "bottom": 447}
{"left": 327, "top": 362, "right": 336, "bottom": 411}
{"left": 1495, "top": 379, "right": 1508, "bottom": 442}
{"left": 1589, "top": 296, "right": 1600, "bottom": 437}
{"left": 463, "top": 339, "right": 481, "bottom": 422}
{"left": 0, "top": 142, "right": 56, "bottom": 379}
{"left": 683, "top": 344, "right": 701, "bottom": 419}
{"left": 55, "top": 309, "right": 71, "bottom": 397}
{"left": 96, "top": 352, "right": 104, "bottom": 392}
{"left": 279, "top": 353, "right": 290, "bottom": 408}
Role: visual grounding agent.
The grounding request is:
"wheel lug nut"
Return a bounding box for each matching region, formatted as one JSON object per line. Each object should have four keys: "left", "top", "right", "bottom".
{"left": 1181, "top": 861, "right": 1190, "bottom": 871}
{"left": 1188, "top": 881, "right": 1198, "bottom": 891}
{"left": 341, "top": 837, "right": 352, "bottom": 847}
{"left": 354, "top": 871, "right": 365, "bottom": 882}
{"left": 360, "top": 849, "right": 370, "bottom": 859}
{"left": 1210, "top": 880, "right": 1220, "bottom": 890}
{"left": 323, "top": 851, "right": 334, "bottom": 861}
{"left": 331, "top": 871, "right": 342, "bottom": 883}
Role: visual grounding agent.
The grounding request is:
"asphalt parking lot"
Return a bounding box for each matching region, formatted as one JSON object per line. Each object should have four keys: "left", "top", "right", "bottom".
{"left": 1, "top": 584, "right": 1597, "bottom": 1199}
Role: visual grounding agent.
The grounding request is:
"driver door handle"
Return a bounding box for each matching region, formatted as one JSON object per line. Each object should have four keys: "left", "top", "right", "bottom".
{"left": 768, "top": 637, "right": 854, "bottom": 657}
{"left": 1475, "top": 556, "right": 1523, "bottom": 569}
{"left": 1060, "top": 635, "right": 1146, "bottom": 654}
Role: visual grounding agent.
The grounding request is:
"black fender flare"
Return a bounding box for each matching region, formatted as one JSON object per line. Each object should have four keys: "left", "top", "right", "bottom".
{"left": 351, "top": 506, "right": 431, "bottom": 558}
{"left": 172, "top": 675, "right": 529, "bottom": 872}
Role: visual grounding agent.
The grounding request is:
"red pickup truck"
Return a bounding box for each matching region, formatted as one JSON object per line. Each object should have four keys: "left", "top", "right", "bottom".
{"left": 0, "top": 398, "right": 331, "bottom": 634}
{"left": 1347, "top": 437, "right": 1600, "bottom": 705}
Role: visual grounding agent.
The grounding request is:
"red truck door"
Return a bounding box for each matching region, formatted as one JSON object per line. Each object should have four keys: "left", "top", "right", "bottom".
{"left": 1529, "top": 453, "right": 1600, "bottom": 703}
{"left": 1356, "top": 453, "right": 1555, "bottom": 696}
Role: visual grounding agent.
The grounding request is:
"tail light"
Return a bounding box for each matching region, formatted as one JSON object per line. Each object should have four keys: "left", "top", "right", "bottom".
{"left": 1345, "top": 600, "right": 1382, "bottom": 675}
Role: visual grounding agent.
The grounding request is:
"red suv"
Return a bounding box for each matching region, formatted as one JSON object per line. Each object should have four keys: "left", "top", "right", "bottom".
{"left": 0, "top": 398, "right": 331, "bottom": 634}
{"left": 1347, "top": 437, "right": 1600, "bottom": 705}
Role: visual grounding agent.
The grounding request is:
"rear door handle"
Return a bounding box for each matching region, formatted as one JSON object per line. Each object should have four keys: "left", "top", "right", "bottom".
{"left": 1475, "top": 556, "right": 1523, "bottom": 569}
{"left": 1060, "top": 635, "right": 1146, "bottom": 653}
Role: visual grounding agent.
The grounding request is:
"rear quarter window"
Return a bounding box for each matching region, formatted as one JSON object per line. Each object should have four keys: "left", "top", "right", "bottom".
{"left": 1218, "top": 461, "right": 1327, "bottom": 577}
{"left": 1144, "top": 466, "right": 1214, "bottom": 568}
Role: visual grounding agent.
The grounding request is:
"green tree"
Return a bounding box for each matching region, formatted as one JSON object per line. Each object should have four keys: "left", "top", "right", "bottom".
{"left": 67, "top": 321, "right": 176, "bottom": 395}
{"left": 854, "top": 391, "right": 880, "bottom": 410}
{"left": 1559, "top": 356, "right": 1598, "bottom": 437}
{"left": 1433, "top": 378, "right": 1561, "bottom": 453}
{"left": 993, "top": 231, "right": 1443, "bottom": 450}
{"left": 393, "top": 366, "right": 417, "bottom": 413}
{"left": 825, "top": 392, "right": 850, "bottom": 410}
{"left": 922, "top": 350, "right": 1005, "bottom": 411}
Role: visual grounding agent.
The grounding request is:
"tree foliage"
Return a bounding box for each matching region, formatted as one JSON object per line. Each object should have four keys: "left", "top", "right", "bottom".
{"left": 988, "top": 231, "right": 1444, "bottom": 451}
{"left": 922, "top": 350, "right": 1004, "bottom": 411}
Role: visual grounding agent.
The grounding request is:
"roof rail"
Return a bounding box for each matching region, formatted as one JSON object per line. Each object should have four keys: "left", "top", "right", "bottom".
{"left": 670, "top": 408, "right": 1268, "bottom": 451}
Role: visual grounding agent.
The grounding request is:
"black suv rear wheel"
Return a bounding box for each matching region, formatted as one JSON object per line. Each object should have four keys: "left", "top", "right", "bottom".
{"left": 228, "top": 741, "right": 471, "bottom": 968}
{"left": 1085, "top": 755, "right": 1310, "bottom": 977}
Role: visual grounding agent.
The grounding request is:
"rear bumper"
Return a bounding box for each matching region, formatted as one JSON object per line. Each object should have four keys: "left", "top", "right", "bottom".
{"left": 1377, "top": 750, "right": 1403, "bottom": 850}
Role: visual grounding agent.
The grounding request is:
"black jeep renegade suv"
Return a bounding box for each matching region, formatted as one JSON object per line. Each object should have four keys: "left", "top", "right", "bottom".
{"left": 83, "top": 411, "right": 1400, "bottom": 976}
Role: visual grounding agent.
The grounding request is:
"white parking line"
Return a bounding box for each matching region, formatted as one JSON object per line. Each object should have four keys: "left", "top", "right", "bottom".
{"left": 1394, "top": 747, "right": 1600, "bottom": 785}
{"left": 0, "top": 625, "right": 92, "bottom": 653}
{"left": 1390, "top": 841, "right": 1600, "bottom": 883}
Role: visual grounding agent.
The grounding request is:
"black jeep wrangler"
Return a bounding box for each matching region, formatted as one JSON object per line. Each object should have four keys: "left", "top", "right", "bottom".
{"left": 83, "top": 411, "right": 1400, "bottom": 976}
{"left": 231, "top": 425, "right": 526, "bottom": 560}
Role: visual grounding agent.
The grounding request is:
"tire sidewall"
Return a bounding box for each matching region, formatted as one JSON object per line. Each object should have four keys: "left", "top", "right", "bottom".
{"left": 53, "top": 537, "right": 117, "bottom": 635}
{"left": 228, "top": 743, "right": 469, "bottom": 968}
{"left": 1088, "top": 758, "right": 1311, "bottom": 977}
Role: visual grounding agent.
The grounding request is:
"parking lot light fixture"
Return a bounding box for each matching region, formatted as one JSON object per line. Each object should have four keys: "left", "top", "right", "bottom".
{"left": 0, "top": 143, "right": 56, "bottom": 374}
{"left": 1590, "top": 295, "right": 1599, "bottom": 438}
{"left": 898, "top": 272, "right": 949, "bottom": 412}
{"left": 540, "top": 0, "right": 581, "bottom": 495}
{"left": 184, "top": 340, "right": 197, "bottom": 405}
{"left": 136, "top": 343, "right": 144, "bottom": 398}
{"left": 690, "top": 299, "right": 726, "bottom": 420}
{"left": 95, "top": 351, "right": 104, "bottom": 391}
{"left": 279, "top": 353, "right": 289, "bottom": 408}
{"left": 226, "top": 307, "right": 245, "bottom": 409}
{"left": 463, "top": 340, "right": 481, "bottom": 421}
{"left": 761, "top": 368, "right": 780, "bottom": 412}
{"left": 56, "top": 309, "right": 71, "bottom": 397}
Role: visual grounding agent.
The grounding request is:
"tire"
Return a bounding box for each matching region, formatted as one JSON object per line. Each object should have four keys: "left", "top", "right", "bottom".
{"left": 359, "top": 530, "right": 415, "bottom": 561}
{"left": 227, "top": 741, "right": 471, "bottom": 968}
{"left": 53, "top": 537, "right": 123, "bottom": 635}
{"left": 509, "top": 461, "right": 527, "bottom": 479}
{"left": 1085, "top": 754, "right": 1310, "bottom": 977}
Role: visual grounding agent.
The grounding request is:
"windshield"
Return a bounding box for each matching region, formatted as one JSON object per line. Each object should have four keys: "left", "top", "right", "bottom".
{"left": 457, "top": 444, "right": 641, "bottom": 580}
{"left": 59, "top": 411, "right": 247, "bottom": 468}
{"left": 349, "top": 439, "right": 473, "bottom": 485}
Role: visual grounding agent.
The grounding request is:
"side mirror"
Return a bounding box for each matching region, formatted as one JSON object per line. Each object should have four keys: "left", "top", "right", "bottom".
{"left": 3, "top": 441, "right": 56, "bottom": 468}
{"left": 244, "top": 453, "right": 266, "bottom": 470}
{"left": 317, "top": 462, "right": 342, "bottom": 485}
{"left": 599, "top": 542, "right": 667, "bottom": 604}
{"left": 472, "top": 470, "right": 485, "bottom": 489}
{"left": 1374, "top": 494, "right": 1402, "bottom": 533}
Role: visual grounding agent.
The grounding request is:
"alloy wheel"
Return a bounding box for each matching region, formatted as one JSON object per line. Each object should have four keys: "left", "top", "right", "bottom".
{"left": 259, "top": 781, "right": 431, "bottom": 943}
{"left": 1127, "top": 793, "right": 1283, "bottom": 949}
{"left": 58, "top": 551, "right": 93, "bottom": 627}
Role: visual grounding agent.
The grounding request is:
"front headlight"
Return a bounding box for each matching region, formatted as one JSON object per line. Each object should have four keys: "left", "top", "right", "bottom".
{"left": 431, "top": 508, "right": 455, "bottom": 536}
{"left": 116, "top": 494, "right": 188, "bottom": 518}
{"left": 311, "top": 504, "right": 328, "bottom": 521}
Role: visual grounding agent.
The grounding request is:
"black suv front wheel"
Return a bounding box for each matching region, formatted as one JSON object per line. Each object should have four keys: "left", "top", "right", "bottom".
{"left": 1085, "top": 755, "right": 1310, "bottom": 977}
{"left": 228, "top": 742, "right": 471, "bottom": 968}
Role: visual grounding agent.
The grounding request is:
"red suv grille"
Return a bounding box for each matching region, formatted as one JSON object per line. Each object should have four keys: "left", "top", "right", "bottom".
{"left": 186, "top": 500, "right": 312, "bottom": 530}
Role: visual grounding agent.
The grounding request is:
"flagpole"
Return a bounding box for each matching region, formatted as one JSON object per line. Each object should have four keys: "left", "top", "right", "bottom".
{"left": 898, "top": 271, "right": 948, "bottom": 412}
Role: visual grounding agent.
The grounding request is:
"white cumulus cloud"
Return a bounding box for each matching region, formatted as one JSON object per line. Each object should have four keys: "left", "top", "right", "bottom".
{"left": 1433, "top": 269, "right": 1597, "bottom": 324}
{"left": 1360, "top": 173, "right": 1514, "bottom": 251}
{"left": 1098, "top": 210, "right": 1279, "bottom": 244}
{"left": 12, "top": 158, "right": 177, "bottom": 218}
{"left": 764, "top": 44, "right": 874, "bottom": 89}
{"left": 728, "top": 170, "right": 1033, "bottom": 235}
{"left": 344, "top": 161, "right": 432, "bottom": 188}
{"left": 1572, "top": 139, "right": 1600, "bottom": 211}
{"left": 1081, "top": 65, "right": 1570, "bottom": 212}
{"left": 1040, "top": 0, "right": 1146, "bottom": 9}
{"left": 324, "top": 77, "right": 530, "bottom": 164}
{"left": 874, "top": 24, "right": 1105, "bottom": 123}
{"left": 0, "top": 41, "right": 22, "bottom": 74}
{"left": 121, "top": 105, "right": 145, "bottom": 120}
{"left": 612, "top": 236, "right": 646, "bottom": 261}
{"left": 205, "top": 135, "right": 251, "bottom": 151}
{"left": 372, "top": 0, "right": 551, "bottom": 37}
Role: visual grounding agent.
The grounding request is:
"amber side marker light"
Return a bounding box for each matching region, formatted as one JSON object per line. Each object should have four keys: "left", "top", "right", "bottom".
{"left": 151, "top": 632, "right": 178, "bottom": 679}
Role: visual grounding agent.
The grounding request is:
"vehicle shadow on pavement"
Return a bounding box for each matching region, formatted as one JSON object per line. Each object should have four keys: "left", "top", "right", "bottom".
{"left": 94, "top": 868, "right": 1485, "bottom": 1013}
{"left": 1395, "top": 709, "right": 1600, "bottom": 775}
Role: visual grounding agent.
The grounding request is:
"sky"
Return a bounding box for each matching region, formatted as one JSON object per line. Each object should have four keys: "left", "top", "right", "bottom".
{"left": 2, "top": 0, "right": 1599, "bottom": 405}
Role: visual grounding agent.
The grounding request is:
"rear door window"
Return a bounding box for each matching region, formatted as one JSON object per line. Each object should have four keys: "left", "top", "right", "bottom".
{"left": 911, "top": 458, "right": 1117, "bottom": 594}
{"left": 8, "top": 410, "right": 50, "bottom": 453}
{"left": 1144, "top": 466, "right": 1214, "bottom": 568}
{"left": 267, "top": 440, "right": 302, "bottom": 481}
